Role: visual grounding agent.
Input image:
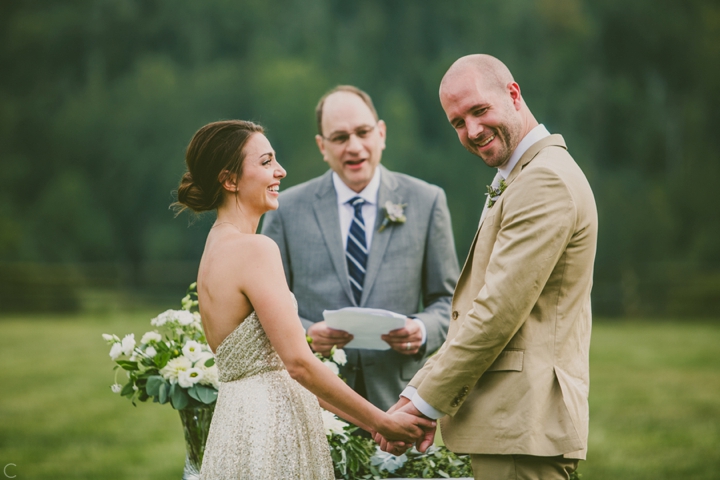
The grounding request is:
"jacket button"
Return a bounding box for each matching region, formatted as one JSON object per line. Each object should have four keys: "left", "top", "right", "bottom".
{"left": 452, "top": 311, "right": 459, "bottom": 320}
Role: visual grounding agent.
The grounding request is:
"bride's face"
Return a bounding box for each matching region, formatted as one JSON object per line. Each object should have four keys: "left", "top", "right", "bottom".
{"left": 235, "top": 133, "right": 286, "bottom": 213}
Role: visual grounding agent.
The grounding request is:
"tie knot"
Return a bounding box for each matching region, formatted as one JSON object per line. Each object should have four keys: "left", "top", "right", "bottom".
{"left": 348, "top": 196, "right": 365, "bottom": 211}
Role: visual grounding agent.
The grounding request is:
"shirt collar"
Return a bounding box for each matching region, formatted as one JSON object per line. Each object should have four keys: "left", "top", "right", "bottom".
{"left": 332, "top": 167, "right": 381, "bottom": 205}
{"left": 497, "top": 124, "right": 551, "bottom": 180}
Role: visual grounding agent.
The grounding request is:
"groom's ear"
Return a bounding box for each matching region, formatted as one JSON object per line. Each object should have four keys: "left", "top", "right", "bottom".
{"left": 218, "top": 170, "right": 239, "bottom": 193}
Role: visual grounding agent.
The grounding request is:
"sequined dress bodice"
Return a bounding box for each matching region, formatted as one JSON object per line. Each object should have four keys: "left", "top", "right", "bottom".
{"left": 214, "top": 311, "right": 284, "bottom": 382}
{"left": 200, "top": 298, "right": 334, "bottom": 480}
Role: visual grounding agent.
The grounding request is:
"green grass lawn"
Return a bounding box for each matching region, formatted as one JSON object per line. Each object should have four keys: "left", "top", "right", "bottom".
{"left": 1, "top": 312, "right": 719, "bottom": 479}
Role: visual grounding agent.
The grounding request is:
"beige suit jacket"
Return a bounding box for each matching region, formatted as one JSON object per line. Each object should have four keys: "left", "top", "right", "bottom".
{"left": 409, "top": 134, "right": 597, "bottom": 460}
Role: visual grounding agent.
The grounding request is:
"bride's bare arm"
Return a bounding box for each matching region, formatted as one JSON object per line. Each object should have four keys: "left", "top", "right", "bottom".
{"left": 236, "top": 235, "right": 434, "bottom": 443}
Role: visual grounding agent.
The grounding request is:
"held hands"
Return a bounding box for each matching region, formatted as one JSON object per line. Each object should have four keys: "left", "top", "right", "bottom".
{"left": 377, "top": 409, "right": 436, "bottom": 447}
{"left": 306, "top": 321, "right": 353, "bottom": 356}
{"left": 374, "top": 398, "right": 437, "bottom": 455}
{"left": 381, "top": 318, "right": 423, "bottom": 355}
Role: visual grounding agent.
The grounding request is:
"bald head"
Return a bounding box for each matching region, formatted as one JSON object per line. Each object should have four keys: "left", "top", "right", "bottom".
{"left": 438, "top": 54, "right": 537, "bottom": 168}
{"left": 440, "top": 54, "right": 515, "bottom": 97}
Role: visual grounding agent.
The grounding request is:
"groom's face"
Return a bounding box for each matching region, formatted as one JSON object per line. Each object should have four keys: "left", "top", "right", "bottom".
{"left": 440, "top": 73, "right": 523, "bottom": 169}
{"left": 315, "top": 92, "right": 386, "bottom": 193}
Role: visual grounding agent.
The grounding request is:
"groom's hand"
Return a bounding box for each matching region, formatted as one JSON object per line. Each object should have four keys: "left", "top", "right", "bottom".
{"left": 381, "top": 318, "right": 423, "bottom": 355}
{"left": 306, "top": 321, "right": 353, "bottom": 356}
{"left": 375, "top": 398, "right": 436, "bottom": 454}
{"left": 396, "top": 402, "right": 436, "bottom": 453}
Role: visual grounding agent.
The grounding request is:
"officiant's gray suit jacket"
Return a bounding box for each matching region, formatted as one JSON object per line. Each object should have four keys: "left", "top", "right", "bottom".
{"left": 262, "top": 165, "right": 459, "bottom": 410}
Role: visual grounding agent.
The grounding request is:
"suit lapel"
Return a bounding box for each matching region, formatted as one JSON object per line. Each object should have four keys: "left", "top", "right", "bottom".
{"left": 476, "top": 134, "right": 567, "bottom": 231}
{"left": 361, "top": 166, "right": 400, "bottom": 306}
{"left": 312, "top": 171, "right": 356, "bottom": 305}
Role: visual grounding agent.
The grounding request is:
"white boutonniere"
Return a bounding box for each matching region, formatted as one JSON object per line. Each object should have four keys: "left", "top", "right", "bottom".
{"left": 378, "top": 201, "right": 406, "bottom": 232}
{"left": 486, "top": 179, "right": 508, "bottom": 208}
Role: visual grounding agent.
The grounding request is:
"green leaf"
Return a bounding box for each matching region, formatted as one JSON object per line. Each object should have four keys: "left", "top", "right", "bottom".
{"left": 120, "top": 381, "right": 135, "bottom": 397}
{"left": 203, "top": 357, "right": 215, "bottom": 367}
{"left": 158, "top": 382, "right": 168, "bottom": 404}
{"left": 145, "top": 375, "right": 165, "bottom": 396}
{"left": 116, "top": 360, "right": 138, "bottom": 371}
{"left": 196, "top": 385, "right": 218, "bottom": 404}
{"left": 170, "top": 383, "right": 189, "bottom": 410}
{"left": 187, "top": 385, "right": 201, "bottom": 402}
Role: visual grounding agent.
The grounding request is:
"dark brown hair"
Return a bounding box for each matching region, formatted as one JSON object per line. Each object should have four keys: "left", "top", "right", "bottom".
{"left": 315, "top": 85, "right": 379, "bottom": 136}
{"left": 174, "top": 120, "right": 264, "bottom": 213}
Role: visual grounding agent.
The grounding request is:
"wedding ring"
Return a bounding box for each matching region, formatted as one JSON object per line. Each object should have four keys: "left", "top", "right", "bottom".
{"left": 405, "top": 342, "right": 411, "bottom": 351}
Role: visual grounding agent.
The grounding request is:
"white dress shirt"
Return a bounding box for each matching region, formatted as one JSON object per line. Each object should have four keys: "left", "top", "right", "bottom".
{"left": 331, "top": 168, "right": 427, "bottom": 344}
{"left": 401, "top": 124, "right": 552, "bottom": 419}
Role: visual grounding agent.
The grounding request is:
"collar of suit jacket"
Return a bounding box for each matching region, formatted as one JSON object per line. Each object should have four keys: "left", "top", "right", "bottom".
{"left": 504, "top": 134, "right": 568, "bottom": 187}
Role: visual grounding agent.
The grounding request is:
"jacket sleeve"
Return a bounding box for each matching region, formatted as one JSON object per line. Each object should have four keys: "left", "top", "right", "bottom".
{"left": 410, "top": 187, "right": 459, "bottom": 355}
{"left": 261, "top": 208, "right": 315, "bottom": 331}
{"left": 416, "top": 166, "right": 577, "bottom": 415}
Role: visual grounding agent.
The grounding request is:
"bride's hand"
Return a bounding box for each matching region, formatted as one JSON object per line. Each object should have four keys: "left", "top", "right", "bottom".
{"left": 378, "top": 411, "right": 435, "bottom": 444}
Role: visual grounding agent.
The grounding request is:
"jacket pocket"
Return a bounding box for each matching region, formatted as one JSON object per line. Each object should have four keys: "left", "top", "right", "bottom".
{"left": 485, "top": 349, "right": 524, "bottom": 372}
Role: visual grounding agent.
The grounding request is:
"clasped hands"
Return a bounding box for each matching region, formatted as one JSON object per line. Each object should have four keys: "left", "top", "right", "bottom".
{"left": 375, "top": 397, "right": 436, "bottom": 456}
{"left": 307, "top": 318, "right": 423, "bottom": 356}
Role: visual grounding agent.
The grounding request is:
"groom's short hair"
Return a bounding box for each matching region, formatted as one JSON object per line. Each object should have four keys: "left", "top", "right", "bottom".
{"left": 315, "top": 85, "right": 379, "bottom": 136}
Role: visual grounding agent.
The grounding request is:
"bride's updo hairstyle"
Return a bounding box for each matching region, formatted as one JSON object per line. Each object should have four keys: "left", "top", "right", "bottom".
{"left": 175, "top": 120, "right": 264, "bottom": 213}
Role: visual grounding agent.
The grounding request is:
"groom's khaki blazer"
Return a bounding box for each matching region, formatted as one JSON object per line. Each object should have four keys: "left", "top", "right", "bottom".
{"left": 409, "top": 135, "right": 597, "bottom": 459}
{"left": 262, "top": 165, "right": 459, "bottom": 411}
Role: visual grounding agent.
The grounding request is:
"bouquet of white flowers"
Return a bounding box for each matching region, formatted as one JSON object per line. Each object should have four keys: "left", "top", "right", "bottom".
{"left": 102, "top": 283, "right": 218, "bottom": 410}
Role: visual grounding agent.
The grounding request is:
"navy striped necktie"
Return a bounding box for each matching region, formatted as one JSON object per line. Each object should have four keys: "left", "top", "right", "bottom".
{"left": 346, "top": 196, "right": 368, "bottom": 305}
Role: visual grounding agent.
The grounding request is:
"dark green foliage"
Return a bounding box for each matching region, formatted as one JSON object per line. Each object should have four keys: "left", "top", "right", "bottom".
{"left": 1, "top": 0, "right": 719, "bottom": 316}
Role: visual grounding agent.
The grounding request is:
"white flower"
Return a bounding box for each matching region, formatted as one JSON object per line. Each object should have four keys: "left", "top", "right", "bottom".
{"left": 332, "top": 348, "right": 347, "bottom": 366}
{"left": 151, "top": 310, "right": 171, "bottom": 327}
{"left": 102, "top": 333, "right": 118, "bottom": 342}
{"left": 182, "top": 340, "right": 204, "bottom": 362}
{"left": 178, "top": 367, "right": 204, "bottom": 388}
{"left": 160, "top": 356, "right": 192, "bottom": 384}
{"left": 176, "top": 310, "right": 195, "bottom": 326}
{"left": 370, "top": 447, "right": 408, "bottom": 473}
{"left": 199, "top": 364, "right": 220, "bottom": 389}
{"left": 111, "top": 383, "right": 122, "bottom": 394}
{"left": 195, "top": 350, "right": 214, "bottom": 367}
{"left": 109, "top": 343, "right": 123, "bottom": 360}
{"left": 323, "top": 360, "right": 340, "bottom": 376}
{"left": 321, "top": 410, "right": 348, "bottom": 436}
{"left": 384, "top": 201, "right": 406, "bottom": 222}
{"left": 145, "top": 346, "right": 157, "bottom": 358}
{"left": 141, "top": 331, "right": 162, "bottom": 344}
{"left": 120, "top": 334, "right": 135, "bottom": 356}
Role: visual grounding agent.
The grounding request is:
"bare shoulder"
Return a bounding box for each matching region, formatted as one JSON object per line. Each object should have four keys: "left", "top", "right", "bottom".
{"left": 211, "top": 232, "right": 280, "bottom": 262}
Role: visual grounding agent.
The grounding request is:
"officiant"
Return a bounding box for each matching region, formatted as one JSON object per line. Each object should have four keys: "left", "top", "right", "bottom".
{"left": 262, "top": 85, "right": 459, "bottom": 410}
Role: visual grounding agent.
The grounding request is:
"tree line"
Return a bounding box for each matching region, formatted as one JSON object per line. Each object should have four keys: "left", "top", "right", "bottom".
{"left": 1, "top": 0, "right": 718, "bottom": 316}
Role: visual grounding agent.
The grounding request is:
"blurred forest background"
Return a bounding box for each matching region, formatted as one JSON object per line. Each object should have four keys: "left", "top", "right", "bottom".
{"left": 1, "top": 0, "right": 719, "bottom": 317}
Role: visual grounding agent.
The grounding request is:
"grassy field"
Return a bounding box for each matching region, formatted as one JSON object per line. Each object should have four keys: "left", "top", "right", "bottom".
{"left": 1, "top": 311, "right": 719, "bottom": 479}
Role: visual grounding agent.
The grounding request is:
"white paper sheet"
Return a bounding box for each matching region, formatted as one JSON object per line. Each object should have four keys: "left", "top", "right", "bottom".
{"left": 322, "top": 307, "right": 407, "bottom": 350}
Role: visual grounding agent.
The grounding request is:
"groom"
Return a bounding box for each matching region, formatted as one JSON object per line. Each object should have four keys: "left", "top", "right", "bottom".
{"left": 381, "top": 55, "right": 598, "bottom": 479}
{"left": 262, "top": 85, "right": 459, "bottom": 411}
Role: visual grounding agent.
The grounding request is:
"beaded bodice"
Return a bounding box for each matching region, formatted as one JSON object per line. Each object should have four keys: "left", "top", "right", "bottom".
{"left": 214, "top": 310, "right": 285, "bottom": 383}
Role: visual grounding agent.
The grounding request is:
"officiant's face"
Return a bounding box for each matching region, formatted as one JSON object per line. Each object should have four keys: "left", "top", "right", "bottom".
{"left": 315, "top": 92, "right": 387, "bottom": 193}
{"left": 440, "top": 73, "right": 523, "bottom": 169}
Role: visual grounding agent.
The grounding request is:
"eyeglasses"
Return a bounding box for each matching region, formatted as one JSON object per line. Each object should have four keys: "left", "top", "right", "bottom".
{"left": 322, "top": 124, "right": 377, "bottom": 145}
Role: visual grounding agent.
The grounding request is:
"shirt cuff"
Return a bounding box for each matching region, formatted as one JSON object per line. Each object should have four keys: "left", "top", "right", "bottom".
{"left": 411, "top": 318, "right": 427, "bottom": 345}
{"left": 400, "top": 386, "right": 416, "bottom": 400}
{"left": 410, "top": 391, "right": 445, "bottom": 420}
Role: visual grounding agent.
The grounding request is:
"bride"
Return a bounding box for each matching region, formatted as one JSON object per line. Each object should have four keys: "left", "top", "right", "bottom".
{"left": 174, "top": 120, "right": 434, "bottom": 479}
